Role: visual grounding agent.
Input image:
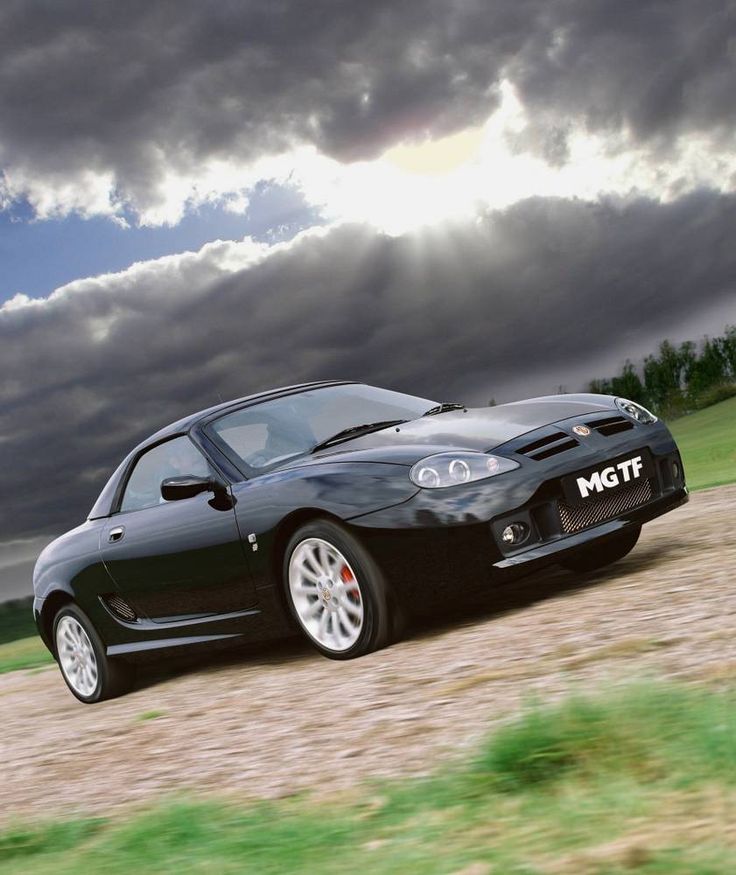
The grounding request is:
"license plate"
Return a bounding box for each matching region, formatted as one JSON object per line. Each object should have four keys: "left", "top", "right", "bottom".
{"left": 561, "top": 450, "right": 654, "bottom": 504}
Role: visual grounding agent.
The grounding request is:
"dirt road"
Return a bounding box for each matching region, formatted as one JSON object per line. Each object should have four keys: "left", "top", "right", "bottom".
{"left": 2, "top": 486, "right": 734, "bottom": 825}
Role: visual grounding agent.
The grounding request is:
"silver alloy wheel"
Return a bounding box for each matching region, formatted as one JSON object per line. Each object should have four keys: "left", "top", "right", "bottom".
{"left": 56, "top": 615, "right": 99, "bottom": 698}
{"left": 288, "top": 537, "right": 364, "bottom": 652}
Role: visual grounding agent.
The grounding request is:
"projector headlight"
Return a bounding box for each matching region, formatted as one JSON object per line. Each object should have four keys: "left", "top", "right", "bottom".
{"left": 410, "top": 452, "right": 519, "bottom": 489}
{"left": 615, "top": 397, "right": 658, "bottom": 424}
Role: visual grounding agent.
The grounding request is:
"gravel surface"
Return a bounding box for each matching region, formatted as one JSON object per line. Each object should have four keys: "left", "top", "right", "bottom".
{"left": 1, "top": 485, "right": 734, "bottom": 825}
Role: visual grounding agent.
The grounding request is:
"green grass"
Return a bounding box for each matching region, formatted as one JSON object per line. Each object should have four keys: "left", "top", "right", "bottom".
{"left": 670, "top": 395, "right": 736, "bottom": 490}
{"left": 136, "top": 710, "right": 165, "bottom": 722}
{"left": 0, "top": 635, "right": 53, "bottom": 674}
{"left": 0, "top": 598, "right": 36, "bottom": 646}
{"left": 0, "top": 597, "right": 52, "bottom": 673}
{"left": 0, "top": 599, "right": 52, "bottom": 672}
{"left": 2, "top": 682, "right": 734, "bottom": 874}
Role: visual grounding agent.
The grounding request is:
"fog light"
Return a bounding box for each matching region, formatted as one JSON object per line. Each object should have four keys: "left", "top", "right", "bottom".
{"left": 672, "top": 461, "right": 680, "bottom": 480}
{"left": 501, "top": 523, "right": 528, "bottom": 546}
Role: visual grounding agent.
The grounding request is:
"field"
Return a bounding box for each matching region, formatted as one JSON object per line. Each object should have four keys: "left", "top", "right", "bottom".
{"left": 669, "top": 395, "right": 736, "bottom": 490}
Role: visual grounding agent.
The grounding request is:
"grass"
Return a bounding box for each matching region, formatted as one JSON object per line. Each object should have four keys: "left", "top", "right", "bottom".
{"left": 670, "top": 395, "right": 736, "bottom": 490}
{"left": 137, "top": 710, "right": 165, "bottom": 722}
{"left": 0, "top": 598, "right": 36, "bottom": 645}
{"left": 0, "top": 635, "right": 53, "bottom": 674}
{"left": 0, "top": 597, "right": 53, "bottom": 673}
{"left": 1, "top": 681, "right": 734, "bottom": 874}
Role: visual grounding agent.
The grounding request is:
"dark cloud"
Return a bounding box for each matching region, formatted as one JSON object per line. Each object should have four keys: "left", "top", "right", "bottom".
{"left": 509, "top": 0, "right": 736, "bottom": 162}
{"left": 1, "top": 190, "right": 734, "bottom": 547}
{"left": 1, "top": 1, "right": 733, "bottom": 216}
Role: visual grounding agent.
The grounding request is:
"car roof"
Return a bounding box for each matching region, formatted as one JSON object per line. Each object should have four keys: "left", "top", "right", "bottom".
{"left": 88, "top": 380, "right": 356, "bottom": 520}
{"left": 140, "top": 379, "right": 355, "bottom": 447}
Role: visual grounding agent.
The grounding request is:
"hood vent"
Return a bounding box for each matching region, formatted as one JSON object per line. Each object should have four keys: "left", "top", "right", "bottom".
{"left": 586, "top": 415, "right": 634, "bottom": 437}
{"left": 517, "top": 431, "right": 579, "bottom": 461}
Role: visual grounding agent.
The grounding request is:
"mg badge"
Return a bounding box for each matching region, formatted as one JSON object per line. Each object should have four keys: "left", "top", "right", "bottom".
{"left": 573, "top": 424, "right": 592, "bottom": 437}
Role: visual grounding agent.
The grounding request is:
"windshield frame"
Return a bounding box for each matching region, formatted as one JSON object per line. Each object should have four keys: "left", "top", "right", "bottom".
{"left": 201, "top": 383, "right": 437, "bottom": 478}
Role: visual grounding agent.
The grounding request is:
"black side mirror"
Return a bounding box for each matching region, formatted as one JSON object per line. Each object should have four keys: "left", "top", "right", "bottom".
{"left": 161, "top": 475, "right": 225, "bottom": 501}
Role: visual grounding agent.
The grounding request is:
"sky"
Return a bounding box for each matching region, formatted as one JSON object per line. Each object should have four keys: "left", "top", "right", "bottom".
{"left": 1, "top": 0, "right": 736, "bottom": 598}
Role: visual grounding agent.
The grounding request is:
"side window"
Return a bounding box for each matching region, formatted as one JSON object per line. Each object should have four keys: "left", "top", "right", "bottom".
{"left": 120, "top": 436, "right": 212, "bottom": 513}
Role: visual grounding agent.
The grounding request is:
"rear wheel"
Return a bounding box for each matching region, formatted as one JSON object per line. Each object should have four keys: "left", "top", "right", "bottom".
{"left": 54, "top": 604, "right": 135, "bottom": 703}
{"left": 284, "top": 520, "right": 395, "bottom": 659}
{"left": 561, "top": 525, "right": 641, "bottom": 573}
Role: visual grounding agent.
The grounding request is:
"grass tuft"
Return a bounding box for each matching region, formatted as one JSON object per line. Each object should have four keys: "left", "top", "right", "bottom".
{"left": 136, "top": 710, "right": 165, "bottom": 722}
{"left": 0, "top": 819, "right": 104, "bottom": 863}
{"left": 478, "top": 683, "right": 735, "bottom": 791}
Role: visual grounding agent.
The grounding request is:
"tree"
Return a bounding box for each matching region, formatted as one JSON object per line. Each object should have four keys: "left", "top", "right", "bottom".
{"left": 716, "top": 325, "right": 736, "bottom": 379}
{"left": 609, "top": 360, "right": 646, "bottom": 404}
{"left": 685, "top": 336, "right": 728, "bottom": 399}
{"left": 588, "top": 378, "right": 613, "bottom": 395}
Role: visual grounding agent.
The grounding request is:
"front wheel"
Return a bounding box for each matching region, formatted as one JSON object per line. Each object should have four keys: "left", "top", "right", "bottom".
{"left": 54, "top": 604, "right": 135, "bottom": 703}
{"left": 561, "top": 525, "right": 641, "bottom": 573}
{"left": 284, "top": 520, "right": 394, "bottom": 660}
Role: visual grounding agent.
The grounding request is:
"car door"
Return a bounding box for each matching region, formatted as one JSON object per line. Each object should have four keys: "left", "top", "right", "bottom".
{"left": 100, "top": 435, "right": 257, "bottom": 622}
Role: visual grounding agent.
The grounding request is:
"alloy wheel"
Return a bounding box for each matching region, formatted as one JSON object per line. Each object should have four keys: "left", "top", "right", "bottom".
{"left": 288, "top": 537, "right": 364, "bottom": 652}
{"left": 56, "top": 615, "right": 99, "bottom": 698}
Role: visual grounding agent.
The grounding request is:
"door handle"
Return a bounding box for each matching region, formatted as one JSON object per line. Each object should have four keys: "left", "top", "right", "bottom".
{"left": 108, "top": 526, "right": 125, "bottom": 543}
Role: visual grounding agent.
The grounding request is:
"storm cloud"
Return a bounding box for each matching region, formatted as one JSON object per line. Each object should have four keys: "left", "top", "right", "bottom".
{"left": 1, "top": 0, "right": 733, "bottom": 218}
{"left": 2, "top": 190, "right": 735, "bottom": 545}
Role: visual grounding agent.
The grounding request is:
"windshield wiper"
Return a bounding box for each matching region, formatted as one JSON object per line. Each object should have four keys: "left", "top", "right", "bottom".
{"left": 311, "top": 420, "right": 407, "bottom": 453}
{"left": 422, "top": 402, "right": 466, "bottom": 416}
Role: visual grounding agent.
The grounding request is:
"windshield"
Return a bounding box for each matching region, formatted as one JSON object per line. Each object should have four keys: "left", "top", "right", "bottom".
{"left": 210, "top": 384, "right": 436, "bottom": 472}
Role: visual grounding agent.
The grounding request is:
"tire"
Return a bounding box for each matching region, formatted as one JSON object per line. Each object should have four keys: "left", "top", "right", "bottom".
{"left": 561, "top": 525, "right": 641, "bottom": 574}
{"left": 53, "top": 603, "right": 135, "bottom": 703}
{"left": 283, "top": 519, "right": 395, "bottom": 660}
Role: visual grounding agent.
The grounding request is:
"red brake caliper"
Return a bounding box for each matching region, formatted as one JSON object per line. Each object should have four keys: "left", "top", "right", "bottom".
{"left": 340, "top": 564, "right": 360, "bottom": 602}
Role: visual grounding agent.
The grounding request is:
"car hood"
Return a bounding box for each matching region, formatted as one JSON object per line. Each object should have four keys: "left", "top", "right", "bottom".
{"left": 283, "top": 394, "right": 616, "bottom": 469}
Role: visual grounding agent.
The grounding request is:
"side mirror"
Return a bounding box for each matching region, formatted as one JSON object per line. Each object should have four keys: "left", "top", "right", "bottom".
{"left": 161, "top": 475, "right": 224, "bottom": 501}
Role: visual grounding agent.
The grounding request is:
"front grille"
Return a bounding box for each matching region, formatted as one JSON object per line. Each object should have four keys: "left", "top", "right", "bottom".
{"left": 103, "top": 593, "right": 137, "bottom": 622}
{"left": 558, "top": 478, "right": 653, "bottom": 534}
{"left": 586, "top": 415, "right": 633, "bottom": 437}
{"left": 518, "top": 431, "right": 579, "bottom": 461}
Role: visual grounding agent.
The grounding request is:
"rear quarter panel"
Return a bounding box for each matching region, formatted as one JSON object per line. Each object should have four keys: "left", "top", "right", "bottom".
{"left": 33, "top": 520, "right": 117, "bottom": 649}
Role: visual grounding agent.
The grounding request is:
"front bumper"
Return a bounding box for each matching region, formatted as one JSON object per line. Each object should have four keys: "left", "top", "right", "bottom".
{"left": 349, "top": 412, "right": 687, "bottom": 600}
{"left": 492, "top": 485, "right": 687, "bottom": 573}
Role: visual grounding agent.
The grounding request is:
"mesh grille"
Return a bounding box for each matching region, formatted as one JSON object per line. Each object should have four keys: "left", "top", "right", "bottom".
{"left": 558, "top": 478, "right": 653, "bottom": 534}
{"left": 104, "top": 593, "right": 137, "bottom": 622}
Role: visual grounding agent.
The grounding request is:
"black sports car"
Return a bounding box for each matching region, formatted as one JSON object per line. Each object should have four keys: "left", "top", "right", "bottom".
{"left": 33, "top": 381, "right": 687, "bottom": 702}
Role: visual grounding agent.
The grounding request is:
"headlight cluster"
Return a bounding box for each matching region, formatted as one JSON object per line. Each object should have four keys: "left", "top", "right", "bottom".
{"left": 410, "top": 452, "right": 518, "bottom": 489}
{"left": 615, "top": 397, "right": 658, "bottom": 424}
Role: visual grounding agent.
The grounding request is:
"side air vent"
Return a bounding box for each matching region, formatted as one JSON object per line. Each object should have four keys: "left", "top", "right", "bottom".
{"left": 102, "top": 593, "right": 137, "bottom": 622}
{"left": 517, "top": 431, "right": 579, "bottom": 461}
{"left": 586, "top": 415, "right": 634, "bottom": 437}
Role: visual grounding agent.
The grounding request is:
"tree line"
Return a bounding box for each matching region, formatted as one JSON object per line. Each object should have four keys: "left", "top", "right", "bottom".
{"left": 588, "top": 325, "right": 736, "bottom": 419}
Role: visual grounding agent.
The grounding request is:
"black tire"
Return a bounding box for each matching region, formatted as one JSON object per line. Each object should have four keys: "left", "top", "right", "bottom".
{"left": 53, "top": 603, "right": 136, "bottom": 703}
{"left": 283, "top": 519, "right": 396, "bottom": 660}
{"left": 561, "top": 525, "right": 641, "bottom": 574}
